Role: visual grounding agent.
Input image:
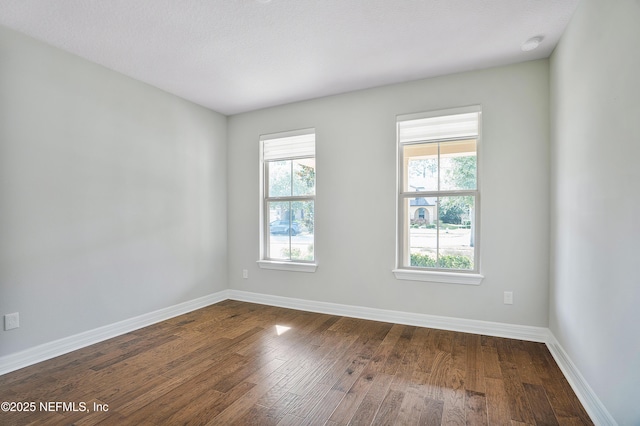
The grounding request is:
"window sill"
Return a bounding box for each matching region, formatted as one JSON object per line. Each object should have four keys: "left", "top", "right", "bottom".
{"left": 392, "top": 269, "right": 483, "bottom": 285}
{"left": 257, "top": 260, "right": 318, "bottom": 273}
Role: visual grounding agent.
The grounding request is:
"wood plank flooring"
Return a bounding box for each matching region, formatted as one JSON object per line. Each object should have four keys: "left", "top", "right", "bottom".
{"left": 0, "top": 300, "right": 593, "bottom": 425}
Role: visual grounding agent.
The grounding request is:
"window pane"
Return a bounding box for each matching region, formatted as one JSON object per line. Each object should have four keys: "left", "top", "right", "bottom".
{"left": 292, "top": 158, "right": 316, "bottom": 196}
{"left": 406, "top": 197, "right": 438, "bottom": 267}
{"left": 405, "top": 196, "right": 475, "bottom": 270}
{"left": 267, "top": 201, "right": 291, "bottom": 260}
{"left": 268, "top": 160, "right": 291, "bottom": 197}
{"left": 267, "top": 200, "right": 314, "bottom": 261}
{"left": 437, "top": 196, "right": 475, "bottom": 270}
{"left": 404, "top": 144, "right": 438, "bottom": 192}
{"left": 291, "top": 200, "right": 314, "bottom": 261}
{"left": 439, "top": 140, "right": 477, "bottom": 191}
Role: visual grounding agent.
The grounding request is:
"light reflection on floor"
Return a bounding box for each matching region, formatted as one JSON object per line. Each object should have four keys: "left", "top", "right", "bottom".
{"left": 275, "top": 324, "right": 291, "bottom": 335}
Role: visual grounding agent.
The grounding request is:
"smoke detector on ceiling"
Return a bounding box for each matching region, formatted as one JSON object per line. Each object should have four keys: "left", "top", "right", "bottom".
{"left": 521, "top": 36, "right": 544, "bottom": 52}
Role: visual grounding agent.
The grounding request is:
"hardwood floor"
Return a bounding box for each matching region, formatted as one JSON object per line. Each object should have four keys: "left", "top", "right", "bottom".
{"left": 0, "top": 300, "right": 592, "bottom": 425}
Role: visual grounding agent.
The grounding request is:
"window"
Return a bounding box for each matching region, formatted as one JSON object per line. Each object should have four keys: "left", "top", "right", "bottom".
{"left": 393, "top": 106, "right": 483, "bottom": 284}
{"left": 258, "top": 129, "right": 316, "bottom": 272}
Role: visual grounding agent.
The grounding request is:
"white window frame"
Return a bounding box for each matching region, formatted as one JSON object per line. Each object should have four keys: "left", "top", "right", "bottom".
{"left": 257, "top": 128, "right": 317, "bottom": 273}
{"left": 393, "top": 106, "right": 484, "bottom": 285}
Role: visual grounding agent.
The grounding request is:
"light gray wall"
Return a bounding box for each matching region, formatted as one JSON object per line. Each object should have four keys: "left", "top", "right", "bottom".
{"left": 228, "top": 60, "right": 550, "bottom": 327}
{"left": 549, "top": 0, "right": 640, "bottom": 424}
{"left": 0, "top": 26, "right": 228, "bottom": 356}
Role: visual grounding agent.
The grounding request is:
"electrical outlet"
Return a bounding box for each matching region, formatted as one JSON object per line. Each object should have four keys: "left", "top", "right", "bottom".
{"left": 503, "top": 291, "right": 513, "bottom": 305}
{"left": 242, "top": 269, "right": 248, "bottom": 279}
{"left": 4, "top": 312, "right": 19, "bottom": 330}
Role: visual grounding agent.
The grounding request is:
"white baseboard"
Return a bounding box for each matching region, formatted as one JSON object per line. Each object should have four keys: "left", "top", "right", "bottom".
{"left": 227, "top": 289, "right": 550, "bottom": 342}
{"left": 1, "top": 288, "right": 615, "bottom": 425}
{"left": 0, "top": 291, "right": 229, "bottom": 376}
{"left": 546, "top": 335, "right": 618, "bottom": 426}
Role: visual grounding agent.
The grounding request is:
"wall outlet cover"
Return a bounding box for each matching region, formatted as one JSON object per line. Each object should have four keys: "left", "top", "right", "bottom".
{"left": 5, "top": 312, "right": 20, "bottom": 330}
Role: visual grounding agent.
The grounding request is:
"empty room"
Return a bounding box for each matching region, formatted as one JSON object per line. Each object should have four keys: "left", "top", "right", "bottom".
{"left": 1, "top": 0, "right": 638, "bottom": 425}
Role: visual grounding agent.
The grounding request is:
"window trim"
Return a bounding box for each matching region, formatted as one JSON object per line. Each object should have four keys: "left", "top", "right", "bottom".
{"left": 258, "top": 128, "right": 318, "bottom": 272}
{"left": 392, "top": 268, "right": 483, "bottom": 285}
{"left": 395, "top": 105, "right": 483, "bottom": 284}
{"left": 257, "top": 260, "right": 318, "bottom": 273}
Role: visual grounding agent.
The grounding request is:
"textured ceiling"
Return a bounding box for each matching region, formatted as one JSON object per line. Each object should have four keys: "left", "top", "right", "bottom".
{"left": 0, "top": 0, "right": 579, "bottom": 115}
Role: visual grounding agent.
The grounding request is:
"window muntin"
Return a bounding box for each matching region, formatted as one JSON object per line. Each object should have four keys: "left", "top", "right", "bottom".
{"left": 261, "top": 130, "right": 315, "bottom": 264}
{"left": 398, "top": 108, "right": 480, "bottom": 273}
